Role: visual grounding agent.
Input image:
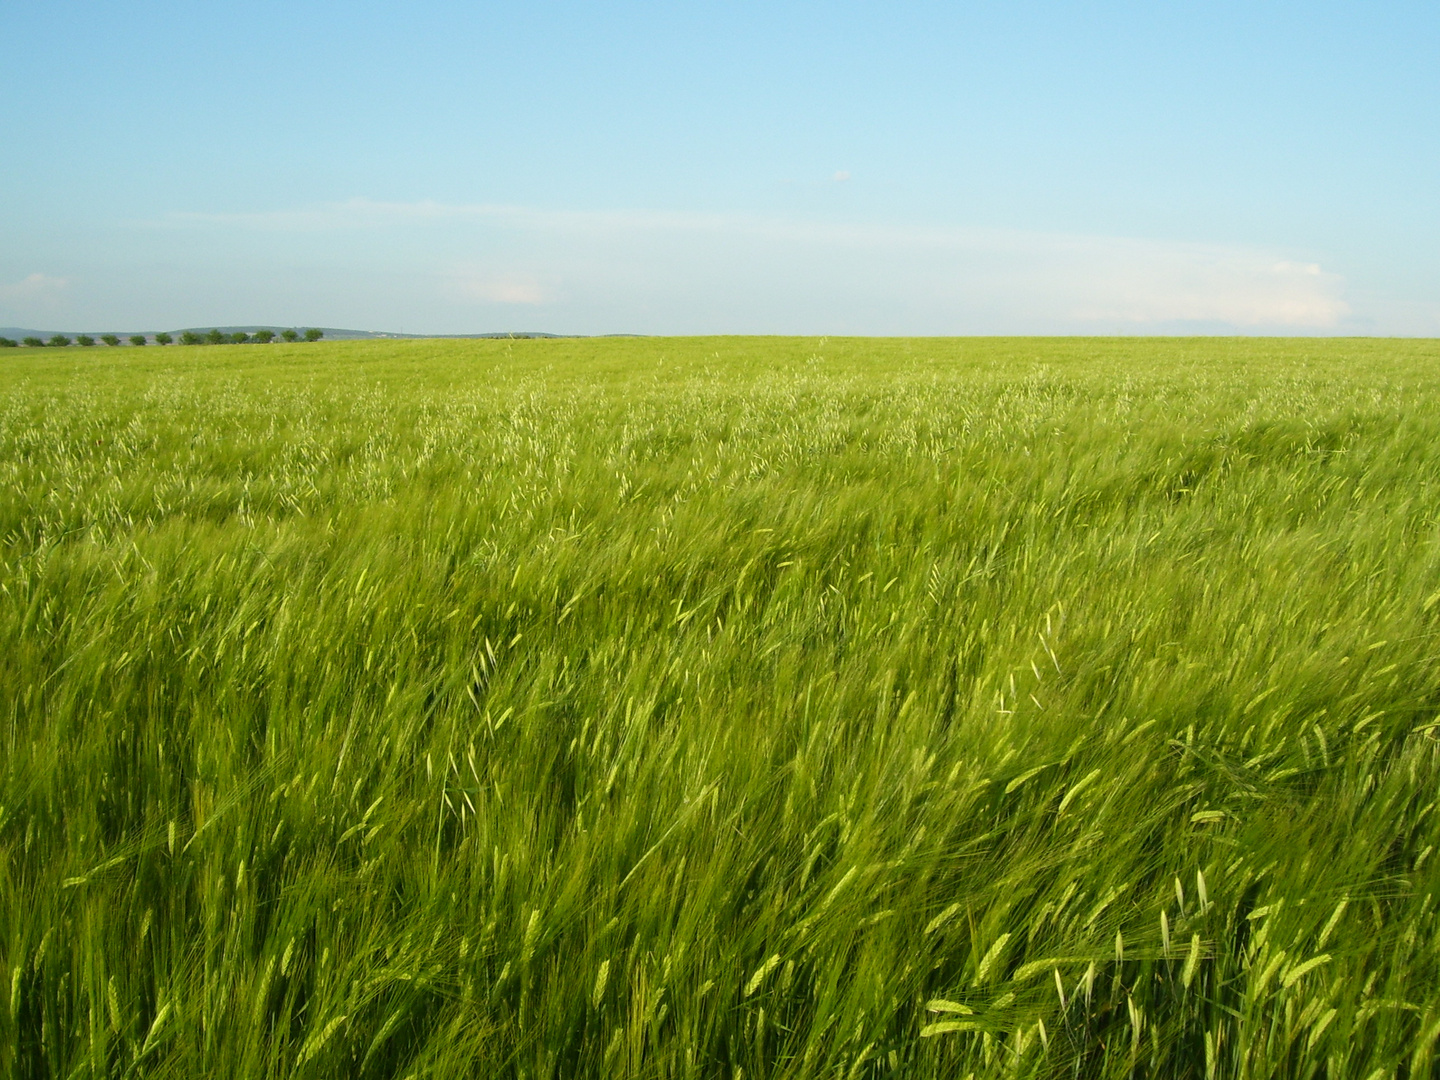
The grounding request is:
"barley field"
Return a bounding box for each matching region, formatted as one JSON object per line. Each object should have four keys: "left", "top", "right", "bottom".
{"left": 3, "top": 336, "right": 1440, "bottom": 1079}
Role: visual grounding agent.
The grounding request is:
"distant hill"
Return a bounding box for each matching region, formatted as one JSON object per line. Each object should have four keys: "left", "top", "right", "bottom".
{"left": 1, "top": 327, "right": 586, "bottom": 342}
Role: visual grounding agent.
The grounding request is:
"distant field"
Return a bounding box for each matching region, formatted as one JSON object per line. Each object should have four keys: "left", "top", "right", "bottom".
{"left": 5, "top": 336, "right": 1440, "bottom": 1078}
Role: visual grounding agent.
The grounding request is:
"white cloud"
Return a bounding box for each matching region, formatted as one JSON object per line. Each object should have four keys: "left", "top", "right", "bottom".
{"left": 0, "top": 272, "right": 70, "bottom": 314}
{"left": 1060, "top": 246, "right": 1349, "bottom": 327}
{"left": 833, "top": 171, "right": 851, "bottom": 182}
{"left": 134, "top": 199, "right": 1354, "bottom": 333}
{"left": 452, "top": 272, "right": 548, "bottom": 305}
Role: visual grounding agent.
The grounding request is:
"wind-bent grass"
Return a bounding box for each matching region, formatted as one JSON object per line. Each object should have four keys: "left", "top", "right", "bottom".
{"left": 3, "top": 336, "right": 1440, "bottom": 1078}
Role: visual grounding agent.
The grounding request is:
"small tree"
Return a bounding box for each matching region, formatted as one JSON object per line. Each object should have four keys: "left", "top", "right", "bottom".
{"left": 232, "top": 331, "right": 249, "bottom": 344}
{"left": 204, "top": 329, "right": 224, "bottom": 345}
{"left": 23, "top": 337, "right": 42, "bottom": 347}
{"left": 102, "top": 334, "right": 120, "bottom": 346}
{"left": 304, "top": 327, "right": 324, "bottom": 342}
{"left": 179, "top": 331, "right": 201, "bottom": 345}
{"left": 0, "top": 337, "right": 16, "bottom": 348}
{"left": 154, "top": 333, "right": 172, "bottom": 345}
{"left": 253, "top": 329, "right": 275, "bottom": 343}
{"left": 281, "top": 329, "right": 298, "bottom": 342}
{"left": 49, "top": 334, "right": 72, "bottom": 347}
{"left": 76, "top": 334, "right": 95, "bottom": 347}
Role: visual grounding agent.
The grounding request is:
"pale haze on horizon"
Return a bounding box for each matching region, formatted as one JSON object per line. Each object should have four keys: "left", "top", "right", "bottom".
{"left": 1, "top": 1, "right": 1436, "bottom": 336}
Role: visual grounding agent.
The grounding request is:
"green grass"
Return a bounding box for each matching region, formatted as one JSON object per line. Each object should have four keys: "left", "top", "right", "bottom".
{"left": 4, "top": 335, "right": 1440, "bottom": 1079}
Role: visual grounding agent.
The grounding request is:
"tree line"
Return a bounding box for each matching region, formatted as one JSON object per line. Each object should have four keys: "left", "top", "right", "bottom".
{"left": 0, "top": 328, "right": 324, "bottom": 348}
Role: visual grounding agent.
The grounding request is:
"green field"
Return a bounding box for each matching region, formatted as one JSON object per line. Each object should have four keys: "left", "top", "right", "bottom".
{"left": 4, "top": 336, "right": 1440, "bottom": 1078}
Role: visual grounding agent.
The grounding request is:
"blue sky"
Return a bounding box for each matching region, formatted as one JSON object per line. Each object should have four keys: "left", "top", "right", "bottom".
{"left": 2, "top": 1, "right": 1436, "bottom": 335}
